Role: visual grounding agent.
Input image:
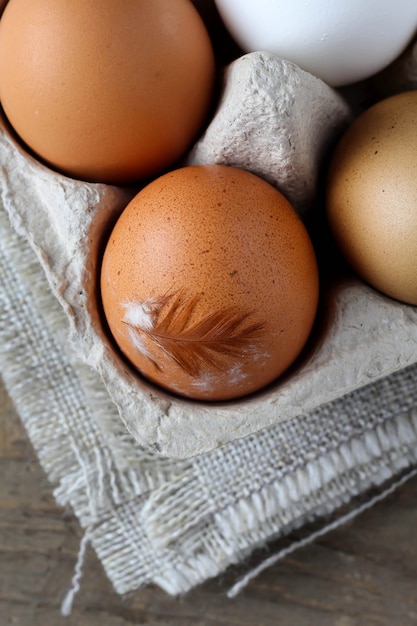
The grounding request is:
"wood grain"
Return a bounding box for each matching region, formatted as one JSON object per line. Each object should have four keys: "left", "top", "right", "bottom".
{"left": 1, "top": 374, "right": 416, "bottom": 626}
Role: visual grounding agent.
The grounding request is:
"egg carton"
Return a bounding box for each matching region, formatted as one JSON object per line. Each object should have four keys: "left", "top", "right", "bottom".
{"left": 1, "top": 49, "right": 417, "bottom": 459}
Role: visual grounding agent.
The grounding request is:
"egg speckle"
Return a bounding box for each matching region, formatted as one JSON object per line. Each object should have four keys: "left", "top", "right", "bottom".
{"left": 0, "top": 0, "right": 215, "bottom": 184}
{"left": 327, "top": 90, "right": 417, "bottom": 305}
{"left": 100, "top": 165, "right": 319, "bottom": 401}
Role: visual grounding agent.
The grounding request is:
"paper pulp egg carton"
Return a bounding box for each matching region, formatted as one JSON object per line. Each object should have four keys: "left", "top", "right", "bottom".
{"left": 2, "top": 46, "right": 417, "bottom": 459}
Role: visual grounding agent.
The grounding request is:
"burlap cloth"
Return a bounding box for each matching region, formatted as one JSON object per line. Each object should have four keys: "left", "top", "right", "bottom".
{"left": 2, "top": 183, "right": 417, "bottom": 613}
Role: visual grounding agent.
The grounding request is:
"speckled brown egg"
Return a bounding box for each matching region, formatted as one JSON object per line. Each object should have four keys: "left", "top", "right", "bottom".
{"left": 100, "top": 165, "right": 319, "bottom": 401}
{"left": 0, "top": 0, "right": 215, "bottom": 184}
{"left": 327, "top": 90, "right": 417, "bottom": 305}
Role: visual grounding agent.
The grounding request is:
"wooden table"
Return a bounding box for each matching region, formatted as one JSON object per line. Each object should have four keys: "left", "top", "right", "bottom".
{"left": 1, "top": 374, "right": 417, "bottom": 626}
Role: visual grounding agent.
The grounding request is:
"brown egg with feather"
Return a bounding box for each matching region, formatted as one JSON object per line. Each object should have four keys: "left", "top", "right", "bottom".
{"left": 100, "top": 165, "right": 319, "bottom": 401}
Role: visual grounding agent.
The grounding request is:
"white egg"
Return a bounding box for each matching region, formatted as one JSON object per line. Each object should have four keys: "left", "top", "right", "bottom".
{"left": 214, "top": 0, "right": 417, "bottom": 86}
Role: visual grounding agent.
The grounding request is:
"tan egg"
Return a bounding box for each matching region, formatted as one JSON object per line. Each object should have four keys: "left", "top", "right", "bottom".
{"left": 100, "top": 165, "right": 319, "bottom": 401}
{"left": 327, "top": 90, "right": 417, "bottom": 305}
{"left": 0, "top": 0, "right": 215, "bottom": 184}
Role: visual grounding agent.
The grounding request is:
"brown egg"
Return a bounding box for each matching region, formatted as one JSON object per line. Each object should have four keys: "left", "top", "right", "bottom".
{"left": 0, "top": 0, "right": 215, "bottom": 184}
{"left": 327, "top": 90, "right": 417, "bottom": 305}
{"left": 100, "top": 165, "right": 319, "bottom": 401}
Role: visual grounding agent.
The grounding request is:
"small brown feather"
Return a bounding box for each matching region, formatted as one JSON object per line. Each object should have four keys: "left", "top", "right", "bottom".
{"left": 123, "top": 290, "right": 265, "bottom": 377}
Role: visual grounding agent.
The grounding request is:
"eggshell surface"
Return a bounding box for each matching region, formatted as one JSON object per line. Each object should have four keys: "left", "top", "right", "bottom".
{"left": 0, "top": 0, "right": 215, "bottom": 184}
{"left": 100, "top": 165, "right": 319, "bottom": 401}
{"left": 327, "top": 90, "right": 417, "bottom": 305}
{"left": 214, "top": 0, "right": 417, "bottom": 86}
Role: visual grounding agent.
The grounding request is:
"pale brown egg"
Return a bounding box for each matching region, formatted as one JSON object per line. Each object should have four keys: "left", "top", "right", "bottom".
{"left": 0, "top": 0, "right": 215, "bottom": 184}
{"left": 100, "top": 165, "right": 319, "bottom": 401}
{"left": 327, "top": 90, "right": 417, "bottom": 305}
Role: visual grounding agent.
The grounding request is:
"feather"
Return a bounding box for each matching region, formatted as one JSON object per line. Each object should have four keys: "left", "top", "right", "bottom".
{"left": 122, "top": 290, "right": 265, "bottom": 377}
